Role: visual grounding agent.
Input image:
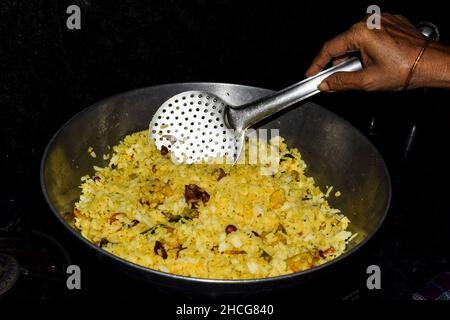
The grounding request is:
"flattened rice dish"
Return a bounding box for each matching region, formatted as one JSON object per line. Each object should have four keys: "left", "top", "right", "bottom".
{"left": 73, "top": 130, "right": 353, "bottom": 279}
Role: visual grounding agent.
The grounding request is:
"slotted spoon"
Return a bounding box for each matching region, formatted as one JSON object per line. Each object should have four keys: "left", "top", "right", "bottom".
{"left": 149, "top": 57, "right": 362, "bottom": 164}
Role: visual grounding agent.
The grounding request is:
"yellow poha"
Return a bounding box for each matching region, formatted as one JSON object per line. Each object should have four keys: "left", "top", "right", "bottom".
{"left": 73, "top": 130, "right": 352, "bottom": 279}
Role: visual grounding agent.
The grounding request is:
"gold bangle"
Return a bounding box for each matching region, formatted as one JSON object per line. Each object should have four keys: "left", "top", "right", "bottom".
{"left": 403, "top": 36, "right": 433, "bottom": 91}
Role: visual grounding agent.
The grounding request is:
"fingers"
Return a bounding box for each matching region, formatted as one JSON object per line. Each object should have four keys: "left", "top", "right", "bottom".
{"left": 318, "top": 70, "right": 369, "bottom": 92}
{"left": 305, "top": 29, "right": 360, "bottom": 77}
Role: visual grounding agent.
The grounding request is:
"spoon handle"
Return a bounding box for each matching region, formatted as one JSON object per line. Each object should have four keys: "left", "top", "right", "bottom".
{"left": 226, "top": 57, "right": 362, "bottom": 132}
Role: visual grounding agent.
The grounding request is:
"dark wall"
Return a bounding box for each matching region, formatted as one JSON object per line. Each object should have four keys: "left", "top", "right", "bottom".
{"left": 0, "top": 0, "right": 449, "bottom": 199}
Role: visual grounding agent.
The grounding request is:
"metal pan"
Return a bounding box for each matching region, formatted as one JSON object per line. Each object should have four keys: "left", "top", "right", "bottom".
{"left": 40, "top": 83, "right": 391, "bottom": 296}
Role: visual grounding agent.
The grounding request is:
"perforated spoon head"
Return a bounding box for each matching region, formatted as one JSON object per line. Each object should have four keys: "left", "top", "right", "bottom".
{"left": 149, "top": 91, "right": 244, "bottom": 164}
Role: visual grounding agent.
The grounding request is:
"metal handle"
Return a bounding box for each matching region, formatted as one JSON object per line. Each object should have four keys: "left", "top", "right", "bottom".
{"left": 226, "top": 57, "right": 362, "bottom": 131}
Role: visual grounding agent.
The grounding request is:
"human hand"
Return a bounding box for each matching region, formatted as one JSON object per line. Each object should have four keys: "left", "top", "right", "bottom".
{"left": 306, "top": 13, "right": 450, "bottom": 91}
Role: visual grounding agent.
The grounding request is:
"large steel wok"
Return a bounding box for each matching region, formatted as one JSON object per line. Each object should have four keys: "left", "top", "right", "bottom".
{"left": 40, "top": 83, "right": 391, "bottom": 295}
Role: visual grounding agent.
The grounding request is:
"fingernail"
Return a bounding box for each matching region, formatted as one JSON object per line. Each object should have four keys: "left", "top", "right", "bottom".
{"left": 318, "top": 81, "right": 330, "bottom": 92}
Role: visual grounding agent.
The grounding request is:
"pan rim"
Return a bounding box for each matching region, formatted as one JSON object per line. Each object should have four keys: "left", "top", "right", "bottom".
{"left": 40, "top": 82, "right": 391, "bottom": 285}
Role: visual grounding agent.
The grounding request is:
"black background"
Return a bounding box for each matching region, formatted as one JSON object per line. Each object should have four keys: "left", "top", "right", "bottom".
{"left": 1, "top": 0, "right": 450, "bottom": 304}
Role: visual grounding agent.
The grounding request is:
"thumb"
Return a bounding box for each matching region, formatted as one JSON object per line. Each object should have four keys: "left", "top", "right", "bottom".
{"left": 318, "top": 70, "right": 368, "bottom": 92}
